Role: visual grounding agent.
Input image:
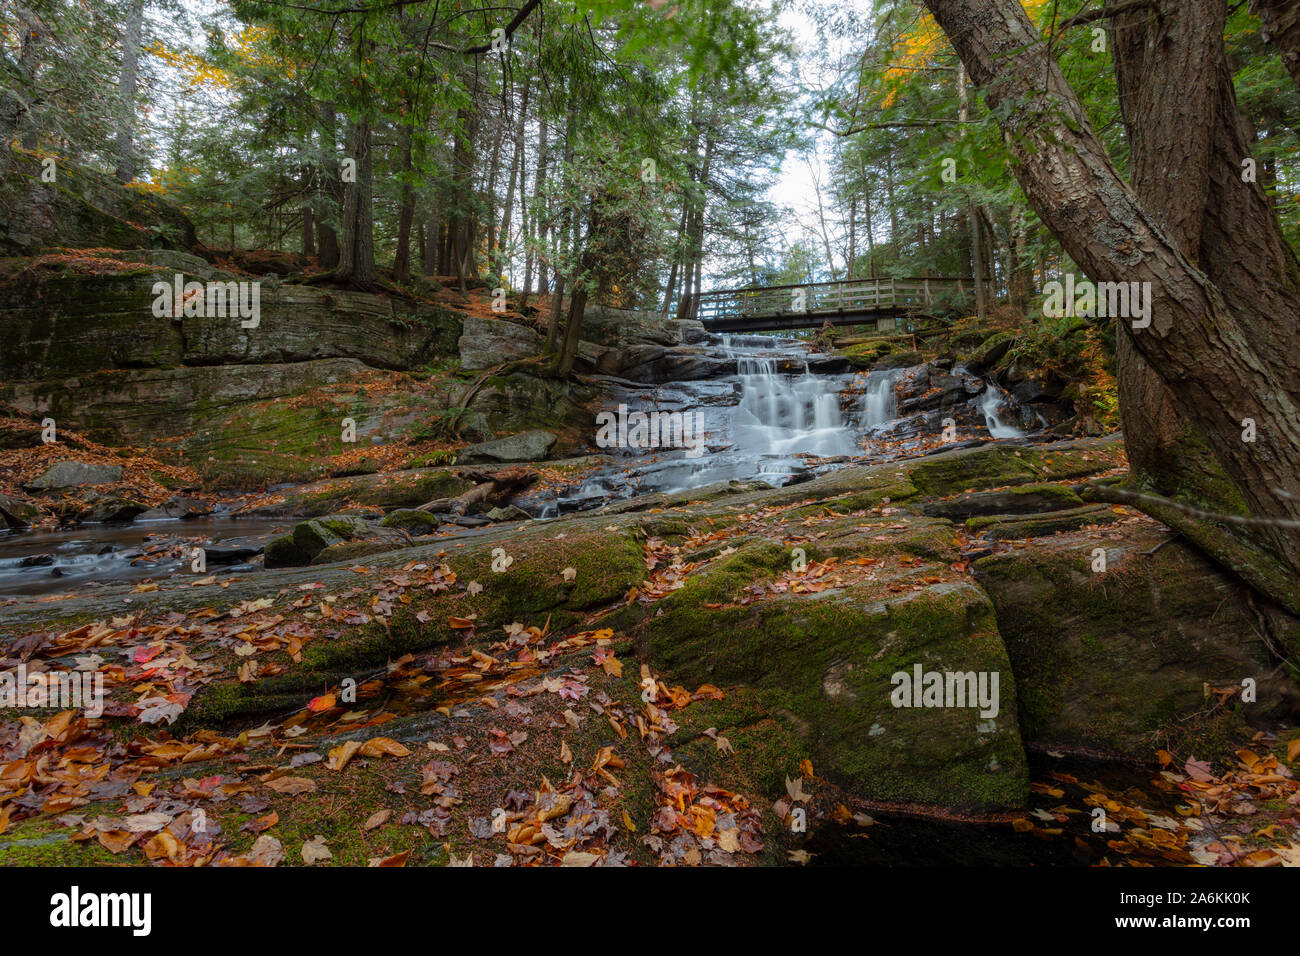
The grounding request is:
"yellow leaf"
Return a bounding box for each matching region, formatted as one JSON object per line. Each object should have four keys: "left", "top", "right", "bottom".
{"left": 359, "top": 737, "right": 411, "bottom": 759}
{"left": 327, "top": 739, "right": 362, "bottom": 771}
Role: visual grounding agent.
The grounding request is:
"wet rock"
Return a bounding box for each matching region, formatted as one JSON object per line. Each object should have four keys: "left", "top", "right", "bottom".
{"left": 24, "top": 461, "right": 123, "bottom": 491}
{"left": 19, "top": 553, "right": 54, "bottom": 567}
{"left": 1011, "top": 379, "right": 1057, "bottom": 404}
{"left": 895, "top": 365, "right": 983, "bottom": 417}
{"left": 201, "top": 544, "right": 265, "bottom": 565}
{"left": 0, "top": 493, "right": 41, "bottom": 529}
{"left": 137, "top": 496, "right": 212, "bottom": 520}
{"left": 72, "top": 491, "right": 146, "bottom": 523}
{"left": 445, "top": 514, "right": 491, "bottom": 527}
{"left": 485, "top": 505, "right": 531, "bottom": 523}
{"left": 459, "top": 429, "right": 556, "bottom": 464}
{"left": 264, "top": 514, "right": 397, "bottom": 568}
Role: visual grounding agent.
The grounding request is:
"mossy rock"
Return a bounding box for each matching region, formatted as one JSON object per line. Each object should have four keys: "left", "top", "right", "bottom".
{"left": 966, "top": 504, "right": 1120, "bottom": 540}
{"left": 921, "top": 483, "right": 1084, "bottom": 518}
{"left": 380, "top": 509, "right": 441, "bottom": 533}
{"left": 264, "top": 533, "right": 311, "bottom": 569}
{"left": 310, "top": 538, "right": 405, "bottom": 566}
{"left": 973, "top": 524, "right": 1300, "bottom": 754}
{"left": 182, "top": 521, "right": 649, "bottom": 729}
{"left": 965, "top": 330, "right": 1016, "bottom": 372}
{"left": 624, "top": 539, "right": 1027, "bottom": 812}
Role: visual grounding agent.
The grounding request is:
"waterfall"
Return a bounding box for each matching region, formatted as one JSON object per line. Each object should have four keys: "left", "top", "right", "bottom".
{"left": 862, "top": 369, "right": 901, "bottom": 428}
{"left": 980, "top": 384, "right": 1026, "bottom": 439}
{"left": 727, "top": 340, "right": 855, "bottom": 457}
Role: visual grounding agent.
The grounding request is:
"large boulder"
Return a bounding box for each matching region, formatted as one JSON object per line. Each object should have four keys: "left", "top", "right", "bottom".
{"left": 24, "top": 460, "right": 122, "bottom": 490}
{"left": 619, "top": 525, "right": 1028, "bottom": 813}
{"left": 459, "top": 429, "right": 557, "bottom": 464}
{"left": 974, "top": 523, "right": 1300, "bottom": 754}
{"left": 3, "top": 359, "right": 370, "bottom": 446}
{"left": 264, "top": 514, "right": 403, "bottom": 568}
{"left": 0, "top": 493, "right": 41, "bottom": 529}
{"left": 457, "top": 315, "right": 542, "bottom": 370}
{"left": 0, "top": 256, "right": 462, "bottom": 383}
{"left": 0, "top": 152, "right": 197, "bottom": 256}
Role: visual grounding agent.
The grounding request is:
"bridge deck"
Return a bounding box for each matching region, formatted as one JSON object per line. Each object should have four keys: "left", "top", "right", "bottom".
{"left": 687, "top": 276, "right": 985, "bottom": 333}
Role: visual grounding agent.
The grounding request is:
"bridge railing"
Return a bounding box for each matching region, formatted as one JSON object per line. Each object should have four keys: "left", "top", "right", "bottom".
{"left": 687, "top": 276, "right": 984, "bottom": 324}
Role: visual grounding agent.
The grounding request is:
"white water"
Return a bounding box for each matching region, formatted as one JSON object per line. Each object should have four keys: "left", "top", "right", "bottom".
{"left": 727, "top": 346, "right": 856, "bottom": 457}
{"left": 862, "top": 369, "right": 902, "bottom": 428}
{"left": 980, "top": 385, "right": 1026, "bottom": 439}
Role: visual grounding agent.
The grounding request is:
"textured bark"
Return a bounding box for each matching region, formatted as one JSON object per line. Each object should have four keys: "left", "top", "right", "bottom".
{"left": 333, "top": 119, "right": 377, "bottom": 288}
{"left": 496, "top": 81, "right": 529, "bottom": 283}
{"left": 924, "top": 0, "right": 1300, "bottom": 612}
{"left": 1252, "top": 0, "right": 1300, "bottom": 88}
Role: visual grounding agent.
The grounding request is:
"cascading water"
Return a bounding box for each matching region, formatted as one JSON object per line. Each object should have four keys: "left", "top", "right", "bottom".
{"left": 980, "top": 384, "right": 1026, "bottom": 439}
{"left": 730, "top": 350, "right": 856, "bottom": 457}
{"left": 862, "top": 368, "right": 901, "bottom": 429}
{"left": 543, "top": 335, "right": 1034, "bottom": 516}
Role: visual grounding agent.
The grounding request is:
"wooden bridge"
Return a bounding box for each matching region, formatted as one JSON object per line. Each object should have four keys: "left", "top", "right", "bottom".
{"left": 682, "top": 276, "right": 988, "bottom": 333}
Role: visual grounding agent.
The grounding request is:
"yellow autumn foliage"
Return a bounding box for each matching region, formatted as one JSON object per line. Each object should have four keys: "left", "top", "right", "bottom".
{"left": 880, "top": 0, "right": 1056, "bottom": 107}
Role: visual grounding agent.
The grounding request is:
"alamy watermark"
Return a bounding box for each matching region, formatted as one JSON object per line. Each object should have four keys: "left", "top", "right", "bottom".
{"left": 1042, "top": 273, "right": 1151, "bottom": 329}
{"left": 0, "top": 665, "right": 104, "bottom": 718}
{"left": 151, "top": 274, "right": 260, "bottom": 328}
{"left": 890, "top": 664, "right": 1000, "bottom": 719}
{"left": 595, "top": 404, "right": 705, "bottom": 458}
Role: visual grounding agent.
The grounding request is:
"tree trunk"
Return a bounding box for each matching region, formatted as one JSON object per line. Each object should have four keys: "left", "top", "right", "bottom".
{"left": 924, "top": 0, "right": 1300, "bottom": 614}
{"left": 334, "top": 119, "right": 377, "bottom": 288}
{"left": 545, "top": 101, "right": 577, "bottom": 350}
{"left": 114, "top": 0, "right": 146, "bottom": 183}
{"left": 393, "top": 124, "right": 414, "bottom": 282}
{"left": 532, "top": 114, "right": 550, "bottom": 296}
{"left": 497, "top": 80, "right": 530, "bottom": 283}
{"left": 316, "top": 102, "right": 342, "bottom": 270}
{"left": 958, "top": 64, "right": 987, "bottom": 319}
{"left": 1251, "top": 0, "right": 1300, "bottom": 87}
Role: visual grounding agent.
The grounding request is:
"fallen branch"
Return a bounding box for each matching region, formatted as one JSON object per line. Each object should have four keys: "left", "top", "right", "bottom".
{"left": 416, "top": 466, "right": 537, "bottom": 515}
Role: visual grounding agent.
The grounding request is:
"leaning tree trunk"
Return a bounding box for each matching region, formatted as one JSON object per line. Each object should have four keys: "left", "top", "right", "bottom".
{"left": 923, "top": 0, "right": 1300, "bottom": 615}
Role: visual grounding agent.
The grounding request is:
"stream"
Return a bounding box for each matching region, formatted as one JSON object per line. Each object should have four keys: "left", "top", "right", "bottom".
{"left": 0, "top": 332, "right": 1029, "bottom": 596}
{"left": 542, "top": 331, "right": 1026, "bottom": 513}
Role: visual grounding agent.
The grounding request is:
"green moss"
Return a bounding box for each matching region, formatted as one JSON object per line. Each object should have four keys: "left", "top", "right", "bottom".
{"left": 183, "top": 524, "right": 648, "bottom": 729}
{"left": 380, "top": 509, "right": 441, "bottom": 533}
{"left": 630, "top": 558, "right": 1027, "bottom": 811}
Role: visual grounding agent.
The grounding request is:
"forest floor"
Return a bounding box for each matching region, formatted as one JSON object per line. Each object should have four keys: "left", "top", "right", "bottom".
{"left": 2, "top": 437, "right": 1298, "bottom": 867}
